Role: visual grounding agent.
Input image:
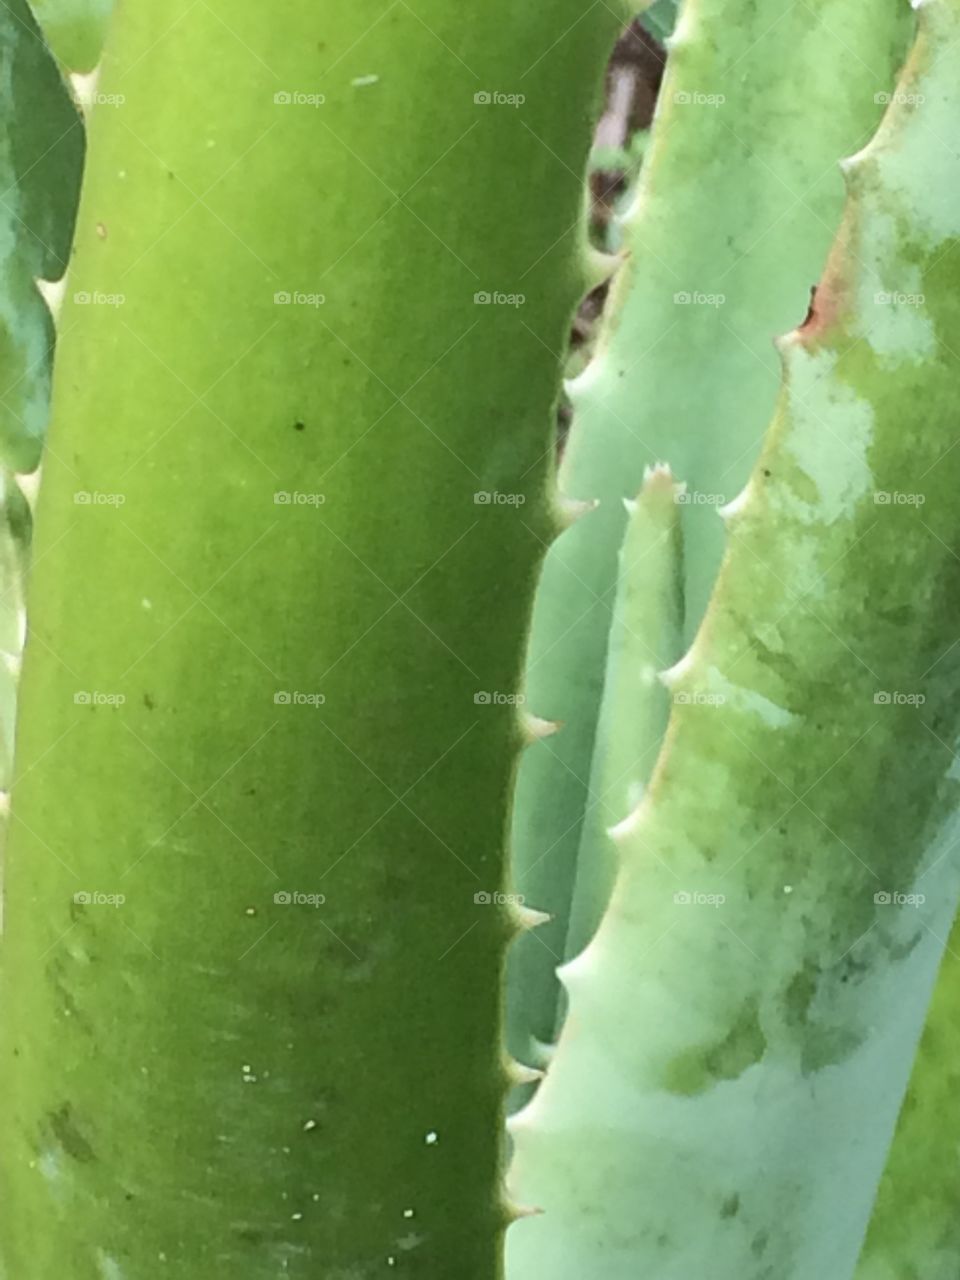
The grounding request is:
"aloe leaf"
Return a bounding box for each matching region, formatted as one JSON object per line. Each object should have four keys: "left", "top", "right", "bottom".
{"left": 0, "top": 1, "right": 621, "bottom": 1275}
{"left": 854, "top": 931, "right": 960, "bottom": 1280}
{"left": 507, "top": 2, "right": 960, "bottom": 1275}
{"left": 506, "top": 0, "right": 912, "bottom": 1081}
{"left": 855, "top": 15, "right": 960, "bottom": 1264}
{"left": 642, "top": 0, "right": 677, "bottom": 42}
{"left": 0, "top": 470, "right": 28, "bottom": 788}
{"left": 28, "top": 0, "right": 112, "bottom": 72}
{"left": 563, "top": 464, "right": 683, "bottom": 964}
{"left": 0, "top": 0, "right": 84, "bottom": 472}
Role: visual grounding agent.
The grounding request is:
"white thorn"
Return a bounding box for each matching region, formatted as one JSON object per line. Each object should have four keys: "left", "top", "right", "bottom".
{"left": 522, "top": 713, "right": 562, "bottom": 743}
{"left": 513, "top": 905, "right": 552, "bottom": 932}
{"left": 659, "top": 648, "right": 696, "bottom": 690}
{"left": 509, "top": 1060, "right": 545, "bottom": 1086}
{"left": 556, "top": 495, "right": 599, "bottom": 529}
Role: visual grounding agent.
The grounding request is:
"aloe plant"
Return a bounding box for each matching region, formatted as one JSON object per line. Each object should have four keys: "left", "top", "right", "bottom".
{"left": 2, "top": 0, "right": 960, "bottom": 1278}
{"left": 508, "top": 3, "right": 960, "bottom": 1276}
{"left": 506, "top": 0, "right": 913, "bottom": 1078}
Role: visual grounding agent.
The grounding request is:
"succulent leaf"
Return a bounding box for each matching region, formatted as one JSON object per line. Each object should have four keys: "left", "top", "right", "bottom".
{"left": 507, "top": 4, "right": 960, "bottom": 1275}
{"left": 0, "top": 0, "right": 84, "bottom": 471}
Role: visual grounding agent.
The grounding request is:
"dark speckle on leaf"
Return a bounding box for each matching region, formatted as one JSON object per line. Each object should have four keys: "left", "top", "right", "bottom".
{"left": 48, "top": 1104, "right": 96, "bottom": 1163}
{"left": 751, "top": 1230, "right": 770, "bottom": 1257}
